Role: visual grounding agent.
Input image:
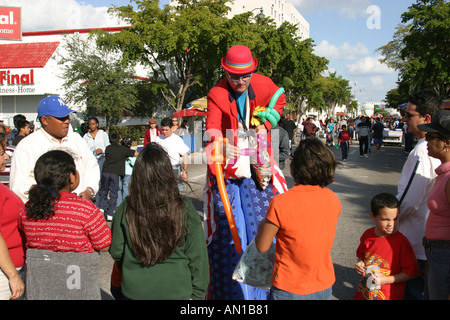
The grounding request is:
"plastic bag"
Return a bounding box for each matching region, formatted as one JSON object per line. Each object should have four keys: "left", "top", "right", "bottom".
{"left": 232, "top": 239, "right": 275, "bottom": 290}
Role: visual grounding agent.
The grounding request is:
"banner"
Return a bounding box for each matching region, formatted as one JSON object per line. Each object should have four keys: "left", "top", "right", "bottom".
{"left": 0, "top": 6, "right": 21, "bottom": 41}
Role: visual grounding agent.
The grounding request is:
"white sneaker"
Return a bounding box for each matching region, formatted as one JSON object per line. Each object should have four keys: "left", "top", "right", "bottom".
{"left": 107, "top": 215, "right": 113, "bottom": 221}
{"left": 364, "top": 154, "right": 368, "bottom": 158}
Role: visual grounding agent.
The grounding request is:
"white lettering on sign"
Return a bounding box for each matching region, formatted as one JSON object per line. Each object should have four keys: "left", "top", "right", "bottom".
{"left": 0, "top": 11, "right": 15, "bottom": 25}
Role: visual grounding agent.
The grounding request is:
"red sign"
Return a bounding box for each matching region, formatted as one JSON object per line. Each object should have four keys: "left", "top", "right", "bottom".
{"left": 0, "top": 6, "right": 21, "bottom": 41}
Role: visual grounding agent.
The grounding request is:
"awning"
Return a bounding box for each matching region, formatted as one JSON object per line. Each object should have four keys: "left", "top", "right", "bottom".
{"left": 173, "top": 109, "right": 207, "bottom": 117}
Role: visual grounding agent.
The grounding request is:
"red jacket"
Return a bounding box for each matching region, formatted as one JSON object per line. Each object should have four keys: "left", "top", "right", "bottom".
{"left": 144, "top": 128, "right": 162, "bottom": 146}
{"left": 206, "top": 73, "right": 286, "bottom": 176}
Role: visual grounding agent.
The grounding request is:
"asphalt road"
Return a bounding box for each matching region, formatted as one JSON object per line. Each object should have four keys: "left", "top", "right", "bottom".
{"left": 98, "top": 138, "right": 407, "bottom": 300}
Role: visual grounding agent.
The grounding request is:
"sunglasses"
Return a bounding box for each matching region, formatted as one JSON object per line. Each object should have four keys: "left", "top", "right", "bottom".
{"left": 226, "top": 73, "right": 252, "bottom": 82}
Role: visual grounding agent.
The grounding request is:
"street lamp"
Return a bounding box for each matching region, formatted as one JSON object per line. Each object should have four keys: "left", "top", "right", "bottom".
{"left": 251, "top": 7, "right": 264, "bottom": 19}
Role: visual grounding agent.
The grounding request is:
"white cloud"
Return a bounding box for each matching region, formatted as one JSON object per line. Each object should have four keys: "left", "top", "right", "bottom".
{"left": 314, "top": 40, "right": 370, "bottom": 60}
{"left": 291, "top": 0, "right": 374, "bottom": 19}
{"left": 0, "top": 0, "right": 126, "bottom": 31}
{"left": 370, "top": 76, "right": 384, "bottom": 87}
{"left": 345, "top": 56, "right": 395, "bottom": 75}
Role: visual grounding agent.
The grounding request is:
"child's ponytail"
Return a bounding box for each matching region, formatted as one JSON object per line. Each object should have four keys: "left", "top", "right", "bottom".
{"left": 25, "top": 150, "right": 76, "bottom": 221}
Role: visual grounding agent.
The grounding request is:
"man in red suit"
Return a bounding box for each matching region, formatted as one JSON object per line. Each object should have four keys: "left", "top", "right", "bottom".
{"left": 204, "top": 45, "right": 287, "bottom": 300}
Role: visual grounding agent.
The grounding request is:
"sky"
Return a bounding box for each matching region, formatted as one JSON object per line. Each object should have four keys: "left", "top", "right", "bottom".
{"left": 0, "top": 0, "right": 418, "bottom": 105}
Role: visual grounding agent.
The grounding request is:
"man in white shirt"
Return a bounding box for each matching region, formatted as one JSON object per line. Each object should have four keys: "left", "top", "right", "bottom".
{"left": 312, "top": 116, "right": 321, "bottom": 137}
{"left": 10, "top": 96, "right": 100, "bottom": 203}
{"left": 153, "top": 117, "right": 190, "bottom": 191}
{"left": 396, "top": 89, "right": 442, "bottom": 300}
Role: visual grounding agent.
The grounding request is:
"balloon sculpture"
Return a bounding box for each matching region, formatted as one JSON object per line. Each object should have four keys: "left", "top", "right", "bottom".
{"left": 251, "top": 87, "right": 285, "bottom": 127}
{"left": 210, "top": 137, "right": 242, "bottom": 254}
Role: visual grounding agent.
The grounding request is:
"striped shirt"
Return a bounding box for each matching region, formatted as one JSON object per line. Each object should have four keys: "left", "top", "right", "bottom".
{"left": 19, "top": 191, "right": 111, "bottom": 253}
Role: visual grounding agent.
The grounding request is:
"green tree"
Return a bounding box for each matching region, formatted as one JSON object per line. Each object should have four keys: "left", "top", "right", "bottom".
{"left": 99, "top": 0, "right": 230, "bottom": 111}
{"left": 55, "top": 34, "right": 139, "bottom": 130}
{"left": 313, "top": 72, "right": 351, "bottom": 118}
{"left": 378, "top": 0, "right": 449, "bottom": 99}
{"left": 383, "top": 87, "right": 407, "bottom": 110}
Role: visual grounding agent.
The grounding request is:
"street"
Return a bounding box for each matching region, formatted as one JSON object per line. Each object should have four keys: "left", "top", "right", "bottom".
{"left": 98, "top": 138, "right": 407, "bottom": 300}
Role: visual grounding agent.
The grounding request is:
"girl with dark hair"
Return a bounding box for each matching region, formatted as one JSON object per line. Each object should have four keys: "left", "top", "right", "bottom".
{"left": 109, "top": 142, "right": 209, "bottom": 300}
{"left": 255, "top": 138, "right": 341, "bottom": 300}
{"left": 19, "top": 150, "right": 111, "bottom": 253}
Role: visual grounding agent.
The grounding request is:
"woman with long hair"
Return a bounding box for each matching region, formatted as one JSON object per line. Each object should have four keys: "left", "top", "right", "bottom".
{"left": 109, "top": 142, "right": 209, "bottom": 300}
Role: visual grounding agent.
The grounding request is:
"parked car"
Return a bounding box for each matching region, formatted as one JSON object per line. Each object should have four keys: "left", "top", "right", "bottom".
{"left": 383, "top": 128, "right": 402, "bottom": 146}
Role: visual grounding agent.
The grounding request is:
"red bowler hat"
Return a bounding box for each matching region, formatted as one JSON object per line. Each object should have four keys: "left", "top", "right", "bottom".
{"left": 221, "top": 45, "right": 258, "bottom": 75}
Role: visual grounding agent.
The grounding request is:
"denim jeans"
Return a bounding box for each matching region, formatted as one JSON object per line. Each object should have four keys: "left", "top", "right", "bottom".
{"left": 340, "top": 142, "right": 349, "bottom": 160}
{"left": 405, "top": 259, "right": 427, "bottom": 300}
{"left": 117, "top": 174, "right": 131, "bottom": 207}
{"left": 270, "top": 286, "right": 332, "bottom": 300}
{"left": 425, "top": 247, "right": 450, "bottom": 300}
{"left": 97, "top": 172, "right": 120, "bottom": 217}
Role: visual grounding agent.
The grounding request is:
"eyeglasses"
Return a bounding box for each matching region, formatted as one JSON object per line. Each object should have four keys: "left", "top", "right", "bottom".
{"left": 172, "top": 119, "right": 179, "bottom": 122}
{"left": 226, "top": 72, "right": 252, "bottom": 82}
{"left": 404, "top": 112, "right": 421, "bottom": 119}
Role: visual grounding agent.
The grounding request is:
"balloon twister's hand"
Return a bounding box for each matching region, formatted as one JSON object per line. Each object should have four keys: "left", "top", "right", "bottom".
{"left": 223, "top": 143, "right": 240, "bottom": 158}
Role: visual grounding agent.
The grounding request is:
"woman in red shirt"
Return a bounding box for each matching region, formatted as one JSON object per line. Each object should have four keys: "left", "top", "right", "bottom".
{"left": 20, "top": 150, "right": 111, "bottom": 253}
{"left": 0, "top": 135, "right": 25, "bottom": 300}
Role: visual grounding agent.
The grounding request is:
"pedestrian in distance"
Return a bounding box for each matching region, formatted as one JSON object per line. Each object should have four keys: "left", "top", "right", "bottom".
{"left": 354, "top": 193, "right": 420, "bottom": 300}
{"left": 116, "top": 136, "right": 136, "bottom": 208}
{"left": 357, "top": 116, "right": 370, "bottom": 158}
{"left": 109, "top": 143, "right": 209, "bottom": 300}
{"left": 154, "top": 117, "right": 190, "bottom": 192}
{"left": 97, "top": 132, "right": 138, "bottom": 221}
{"left": 83, "top": 116, "right": 110, "bottom": 173}
{"left": 255, "top": 137, "right": 341, "bottom": 300}
{"left": 143, "top": 119, "right": 162, "bottom": 146}
{"left": 0, "top": 133, "right": 25, "bottom": 300}
{"left": 19, "top": 150, "right": 111, "bottom": 299}
{"left": 372, "top": 117, "right": 385, "bottom": 154}
{"left": 11, "top": 118, "right": 30, "bottom": 146}
{"left": 338, "top": 124, "right": 351, "bottom": 162}
{"left": 417, "top": 109, "right": 450, "bottom": 300}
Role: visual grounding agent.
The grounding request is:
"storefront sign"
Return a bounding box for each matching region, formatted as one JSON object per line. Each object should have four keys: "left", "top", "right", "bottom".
{"left": 0, "top": 69, "right": 36, "bottom": 94}
{"left": 0, "top": 6, "right": 21, "bottom": 41}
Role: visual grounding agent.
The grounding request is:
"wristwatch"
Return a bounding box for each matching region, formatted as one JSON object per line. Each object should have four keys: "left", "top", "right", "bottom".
{"left": 86, "top": 187, "right": 95, "bottom": 197}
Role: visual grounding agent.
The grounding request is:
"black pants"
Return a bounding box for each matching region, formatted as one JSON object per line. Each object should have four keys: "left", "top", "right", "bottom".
{"left": 359, "top": 135, "right": 368, "bottom": 155}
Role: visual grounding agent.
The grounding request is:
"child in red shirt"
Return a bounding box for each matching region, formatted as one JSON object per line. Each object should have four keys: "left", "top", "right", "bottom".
{"left": 354, "top": 193, "right": 420, "bottom": 300}
{"left": 338, "top": 124, "right": 351, "bottom": 161}
{"left": 19, "top": 150, "right": 111, "bottom": 253}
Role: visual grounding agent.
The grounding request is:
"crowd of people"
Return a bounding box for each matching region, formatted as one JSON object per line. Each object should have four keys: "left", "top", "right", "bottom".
{"left": 0, "top": 45, "right": 448, "bottom": 301}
